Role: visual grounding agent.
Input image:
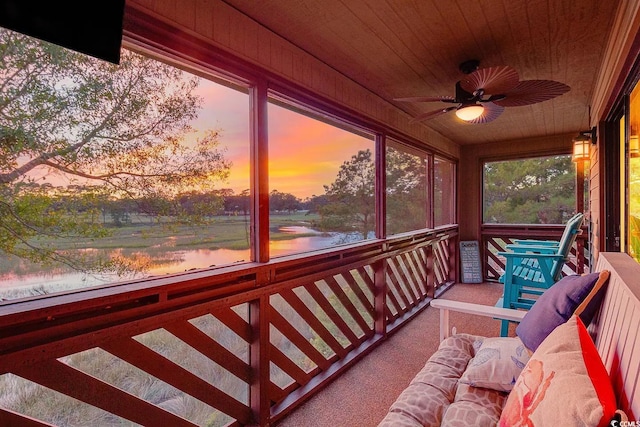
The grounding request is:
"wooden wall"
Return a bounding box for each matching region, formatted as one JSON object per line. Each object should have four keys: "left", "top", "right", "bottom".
{"left": 590, "top": 0, "right": 640, "bottom": 124}
{"left": 589, "top": 0, "right": 640, "bottom": 260}
{"left": 126, "top": 0, "right": 459, "bottom": 159}
{"left": 589, "top": 135, "right": 602, "bottom": 261}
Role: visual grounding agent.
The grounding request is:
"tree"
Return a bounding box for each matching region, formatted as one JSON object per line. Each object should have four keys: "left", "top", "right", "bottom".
{"left": 320, "top": 147, "right": 430, "bottom": 238}
{"left": 0, "top": 29, "right": 231, "bottom": 272}
{"left": 224, "top": 189, "right": 250, "bottom": 215}
{"left": 320, "top": 149, "right": 375, "bottom": 239}
{"left": 176, "top": 190, "right": 226, "bottom": 219}
{"left": 385, "top": 146, "right": 428, "bottom": 234}
{"left": 302, "top": 194, "right": 330, "bottom": 214}
{"left": 483, "top": 155, "right": 576, "bottom": 224}
{"left": 629, "top": 158, "right": 640, "bottom": 261}
{"left": 269, "top": 190, "right": 301, "bottom": 213}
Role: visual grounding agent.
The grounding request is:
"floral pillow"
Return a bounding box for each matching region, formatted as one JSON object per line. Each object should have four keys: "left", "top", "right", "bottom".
{"left": 459, "top": 337, "right": 530, "bottom": 392}
{"left": 499, "top": 315, "right": 617, "bottom": 427}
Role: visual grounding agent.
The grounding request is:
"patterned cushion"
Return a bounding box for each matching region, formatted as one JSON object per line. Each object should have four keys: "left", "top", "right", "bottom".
{"left": 442, "top": 383, "right": 507, "bottom": 427}
{"left": 379, "top": 334, "right": 506, "bottom": 427}
{"left": 459, "top": 337, "right": 530, "bottom": 392}
{"left": 499, "top": 315, "right": 617, "bottom": 427}
{"left": 516, "top": 270, "right": 610, "bottom": 352}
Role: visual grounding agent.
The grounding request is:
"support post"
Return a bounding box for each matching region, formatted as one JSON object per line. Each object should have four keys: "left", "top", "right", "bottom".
{"left": 251, "top": 79, "right": 269, "bottom": 263}
{"left": 249, "top": 295, "right": 270, "bottom": 426}
{"left": 373, "top": 258, "right": 387, "bottom": 336}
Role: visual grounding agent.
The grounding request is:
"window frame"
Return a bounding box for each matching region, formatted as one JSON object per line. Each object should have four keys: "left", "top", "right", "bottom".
{"left": 0, "top": 6, "right": 458, "bottom": 300}
{"left": 481, "top": 153, "right": 578, "bottom": 225}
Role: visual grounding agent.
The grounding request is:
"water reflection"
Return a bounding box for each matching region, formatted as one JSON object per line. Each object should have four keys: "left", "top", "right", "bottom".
{"left": 0, "top": 227, "right": 363, "bottom": 300}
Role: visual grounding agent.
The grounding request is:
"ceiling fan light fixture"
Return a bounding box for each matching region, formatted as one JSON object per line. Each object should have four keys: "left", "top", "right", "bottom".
{"left": 396, "top": 61, "right": 569, "bottom": 124}
{"left": 455, "top": 104, "right": 484, "bottom": 121}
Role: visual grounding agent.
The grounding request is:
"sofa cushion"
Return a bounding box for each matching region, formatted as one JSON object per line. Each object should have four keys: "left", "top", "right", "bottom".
{"left": 459, "top": 336, "right": 530, "bottom": 392}
{"left": 441, "top": 383, "right": 507, "bottom": 427}
{"left": 516, "top": 270, "right": 609, "bottom": 352}
{"left": 379, "top": 334, "right": 506, "bottom": 427}
{"left": 378, "top": 334, "right": 477, "bottom": 426}
{"left": 500, "top": 315, "right": 617, "bottom": 427}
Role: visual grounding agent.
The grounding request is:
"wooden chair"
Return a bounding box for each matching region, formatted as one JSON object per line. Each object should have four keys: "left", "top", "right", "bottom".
{"left": 496, "top": 212, "right": 585, "bottom": 336}
{"left": 507, "top": 212, "right": 584, "bottom": 250}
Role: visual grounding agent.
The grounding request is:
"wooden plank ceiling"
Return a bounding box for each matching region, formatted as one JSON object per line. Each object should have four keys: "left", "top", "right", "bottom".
{"left": 222, "top": 0, "right": 619, "bottom": 145}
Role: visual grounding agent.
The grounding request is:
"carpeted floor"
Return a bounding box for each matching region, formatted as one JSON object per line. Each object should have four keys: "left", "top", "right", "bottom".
{"left": 276, "top": 281, "right": 514, "bottom": 427}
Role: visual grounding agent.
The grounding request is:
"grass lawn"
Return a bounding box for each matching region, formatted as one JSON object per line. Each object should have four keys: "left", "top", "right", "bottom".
{"left": 46, "top": 213, "right": 323, "bottom": 252}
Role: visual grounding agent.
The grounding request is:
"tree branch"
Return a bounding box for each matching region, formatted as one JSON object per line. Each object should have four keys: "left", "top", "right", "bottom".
{"left": 41, "top": 160, "right": 175, "bottom": 180}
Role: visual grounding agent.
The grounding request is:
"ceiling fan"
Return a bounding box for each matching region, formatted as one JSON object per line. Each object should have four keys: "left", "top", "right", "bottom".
{"left": 395, "top": 60, "right": 570, "bottom": 124}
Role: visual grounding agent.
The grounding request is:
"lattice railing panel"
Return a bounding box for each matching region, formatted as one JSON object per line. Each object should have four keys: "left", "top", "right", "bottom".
{"left": 268, "top": 266, "right": 376, "bottom": 406}
{"left": 1, "top": 372, "right": 140, "bottom": 427}
{"left": 384, "top": 231, "right": 457, "bottom": 324}
{"left": 386, "top": 249, "right": 425, "bottom": 320}
{"left": 432, "top": 237, "right": 453, "bottom": 286}
{"left": 2, "top": 303, "right": 254, "bottom": 427}
{"left": 0, "top": 226, "right": 459, "bottom": 426}
{"left": 483, "top": 233, "right": 590, "bottom": 281}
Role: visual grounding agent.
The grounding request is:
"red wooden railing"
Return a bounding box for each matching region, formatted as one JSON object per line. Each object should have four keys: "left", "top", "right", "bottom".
{"left": 0, "top": 226, "right": 457, "bottom": 427}
{"left": 481, "top": 223, "right": 590, "bottom": 281}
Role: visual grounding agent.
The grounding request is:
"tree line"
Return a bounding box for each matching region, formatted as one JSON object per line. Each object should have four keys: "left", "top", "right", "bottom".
{"left": 23, "top": 184, "right": 327, "bottom": 226}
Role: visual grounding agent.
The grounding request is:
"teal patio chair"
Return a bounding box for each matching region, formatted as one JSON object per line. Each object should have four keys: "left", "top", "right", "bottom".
{"left": 496, "top": 212, "right": 584, "bottom": 336}
{"left": 507, "top": 212, "right": 584, "bottom": 250}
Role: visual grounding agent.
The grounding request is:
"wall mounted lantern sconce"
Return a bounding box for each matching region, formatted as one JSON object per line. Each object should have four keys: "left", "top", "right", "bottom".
{"left": 630, "top": 134, "right": 640, "bottom": 158}
{"left": 572, "top": 127, "right": 597, "bottom": 163}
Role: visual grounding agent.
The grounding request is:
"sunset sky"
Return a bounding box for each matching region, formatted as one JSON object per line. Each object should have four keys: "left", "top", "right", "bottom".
{"left": 25, "top": 56, "right": 373, "bottom": 200}
{"left": 194, "top": 79, "right": 373, "bottom": 200}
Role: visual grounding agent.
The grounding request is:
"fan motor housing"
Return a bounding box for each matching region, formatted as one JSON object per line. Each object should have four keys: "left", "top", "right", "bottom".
{"left": 459, "top": 59, "right": 480, "bottom": 75}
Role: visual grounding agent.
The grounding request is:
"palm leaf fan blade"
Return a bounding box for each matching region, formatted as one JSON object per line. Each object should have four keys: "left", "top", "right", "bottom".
{"left": 409, "top": 106, "right": 456, "bottom": 123}
{"left": 394, "top": 95, "right": 455, "bottom": 103}
{"left": 466, "top": 102, "right": 504, "bottom": 124}
{"left": 494, "top": 80, "right": 571, "bottom": 107}
{"left": 460, "top": 66, "right": 520, "bottom": 95}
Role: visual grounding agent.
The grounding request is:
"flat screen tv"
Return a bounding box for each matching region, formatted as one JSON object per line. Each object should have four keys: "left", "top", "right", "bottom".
{"left": 0, "top": 1, "right": 125, "bottom": 64}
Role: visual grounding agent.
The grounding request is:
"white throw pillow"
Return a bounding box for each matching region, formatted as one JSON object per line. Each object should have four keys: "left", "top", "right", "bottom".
{"left": 459, "top": 336, "right": 530, "bottom": 392}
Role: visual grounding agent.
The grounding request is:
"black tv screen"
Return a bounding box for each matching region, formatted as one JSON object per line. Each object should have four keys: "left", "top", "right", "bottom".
{"left": 0, "top": 0, "right": 125, "bottom": 64}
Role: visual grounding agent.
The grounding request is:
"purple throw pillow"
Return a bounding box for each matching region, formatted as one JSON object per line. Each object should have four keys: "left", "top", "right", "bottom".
{"left": 515, "top": 272, "right": 604, "bottom": 352}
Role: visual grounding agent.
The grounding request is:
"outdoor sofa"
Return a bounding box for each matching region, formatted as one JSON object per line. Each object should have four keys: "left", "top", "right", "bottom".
{"left": 379, "top": 252, "right": 639, "bottom": 426}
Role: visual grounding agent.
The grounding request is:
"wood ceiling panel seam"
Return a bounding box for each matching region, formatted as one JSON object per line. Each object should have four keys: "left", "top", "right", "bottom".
{"left": 455, "top": 1, "right": 503, "bottom": 67}
{"left": 309, "top": 3, "right": 412, "bottom": 92}
{"left": 498, "top": 1, "right": 535, "bottom": 77}
{"left": 194, "top": 0, "right": 214, "bottom": 40}
{"left": 411, "top": 3, "right": 468, "bottom": 81}
{"left": 429, "top": 1, "right": 481, "bottom": 73}
{"left": 174, "top": 0, "right": 197, "bottom": 30}
{"left": 551, "top": 0, "right": 572, "bottom": 80}
{"left": 370, "top": 1, "right": 446, "bottom": 89}
{"left": 544, "top": 0, "right": 566, "bottom": 134}
{"left": 222, "top": 0, "right": 360, "bottom": 81}
{"left": 572, "top": 1, "right": 622, "bottom": 119}
{"left": 523, "top": 1, "right": 550, "bottom": 80}
{"left": 382, "top": 0, "right": 455, "bottom": 86}
{"left": 330, "top": 0, "right": 435, "bottom": 92}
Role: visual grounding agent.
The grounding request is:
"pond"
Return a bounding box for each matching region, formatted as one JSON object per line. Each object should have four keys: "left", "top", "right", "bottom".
{"left": 0, "top": 226, "right": 363, "bottom": 300}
